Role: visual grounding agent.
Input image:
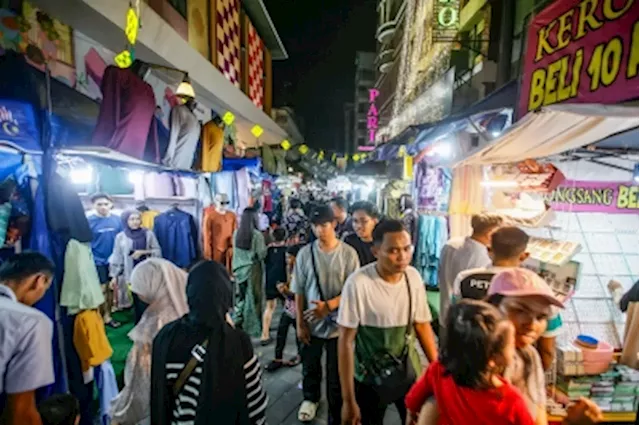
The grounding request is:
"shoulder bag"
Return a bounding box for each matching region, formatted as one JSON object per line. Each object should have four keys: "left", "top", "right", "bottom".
{"left": 362, "top": 273, "right": 416, "bottom": 404}
{"left": 172, "top": 338, "right": 209, "bottom": 397}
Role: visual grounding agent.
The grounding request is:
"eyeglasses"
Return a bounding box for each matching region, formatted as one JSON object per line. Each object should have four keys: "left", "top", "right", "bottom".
{"left": 220, "top": 201, "right": 230, "bottom": 205}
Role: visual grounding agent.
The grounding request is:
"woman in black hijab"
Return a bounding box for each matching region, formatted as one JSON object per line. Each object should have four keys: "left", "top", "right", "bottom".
{"left": 150, "top": 261, "right": 268, "bottom": 425}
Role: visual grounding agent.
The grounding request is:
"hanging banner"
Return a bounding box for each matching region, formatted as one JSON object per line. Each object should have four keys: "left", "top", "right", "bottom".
{"left": 519, "top": 0, "right": 639, "bottom": 117}
{"left": 0, "top": 100, "right": 41, "bottom": 153}
{"left": 545, "top": 180, "right": 639, "bottom": 214}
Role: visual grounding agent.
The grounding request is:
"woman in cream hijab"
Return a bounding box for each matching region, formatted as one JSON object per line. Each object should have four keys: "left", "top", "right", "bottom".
{"left": 110, "top": 258, "right": 189, "bottom": 425}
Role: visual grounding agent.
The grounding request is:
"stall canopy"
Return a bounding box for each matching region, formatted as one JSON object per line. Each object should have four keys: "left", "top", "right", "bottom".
{"left": 373, "top": 80, "right": 517, "bottom": 161}
{"left": 458, "top": 104, "right": 639, "bottom": 166}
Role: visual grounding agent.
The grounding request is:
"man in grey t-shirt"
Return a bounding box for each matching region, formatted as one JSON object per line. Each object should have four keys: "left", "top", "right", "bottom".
{"left": 293, "top": 205, "right": 360, "bottom": 424}
{"left": 0, "top": 252, "right": 55, "bottom": 425}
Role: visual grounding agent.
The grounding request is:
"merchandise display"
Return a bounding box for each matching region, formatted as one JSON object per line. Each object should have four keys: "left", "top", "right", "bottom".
{"left": 163, "top": 102, "right": 200, "bottom": 170}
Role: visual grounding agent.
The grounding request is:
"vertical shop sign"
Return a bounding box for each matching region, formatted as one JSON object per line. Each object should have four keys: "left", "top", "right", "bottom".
{"left": 433, "top": 0, "right": 460, "bottom": 41}
{"left": 366, "top": 88, "right": 380, "bottom": 148}
{"left": 519, "top": 0, "right": 639, "bottom": 117}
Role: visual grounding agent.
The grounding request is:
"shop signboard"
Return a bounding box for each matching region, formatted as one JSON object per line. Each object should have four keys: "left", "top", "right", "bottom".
{"left": 545, "top": 180, "right": 639, "bottom": 214}
{"left": 361, "top": 88, "right": 380, "bottom": 152}
{"left": 519, "top": 0, "right": 639, "bottom": 117}
{"left": 433, "top": 0, "right": 460, "bottom": 41}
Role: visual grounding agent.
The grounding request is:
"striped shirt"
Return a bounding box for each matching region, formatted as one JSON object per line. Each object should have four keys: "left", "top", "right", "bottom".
{"left": 167, "top": 354, "right": 268, "bottom": 425}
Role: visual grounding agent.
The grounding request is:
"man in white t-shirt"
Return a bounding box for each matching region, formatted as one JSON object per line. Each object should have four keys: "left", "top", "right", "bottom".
{"left": 438, "top": 213, "right": 502, "bottom": 332}
{"left": 338, "top": 220, "right": 438, "bottom": 425}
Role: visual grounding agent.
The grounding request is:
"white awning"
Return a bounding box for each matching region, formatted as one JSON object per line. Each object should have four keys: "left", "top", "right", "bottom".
{"left": 457, "top": 104, "right": 639, "bottom": 166}
{"left": 30, "top": 0, "right": 288, "bottom": 147}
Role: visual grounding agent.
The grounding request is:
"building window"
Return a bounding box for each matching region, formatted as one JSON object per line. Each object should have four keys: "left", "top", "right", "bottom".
{"left": 168, "top": 0, "right": 187, "bottom": 19}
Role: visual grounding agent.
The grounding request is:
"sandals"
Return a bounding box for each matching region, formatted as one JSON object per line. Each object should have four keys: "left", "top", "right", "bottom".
{"left": 260, "top": 337, "right": 273, "bottom": 347}
{"left": 298, "top": 400, "right": 318, "bottom": 422}
{"left": 105, "top": 320, "right": 122, "bottom": 329}
{"left": 265, "top": 360, "right": 284, "bottom": 372}
{"left": 286, "top": 355, "right": 301, "bottom": 367}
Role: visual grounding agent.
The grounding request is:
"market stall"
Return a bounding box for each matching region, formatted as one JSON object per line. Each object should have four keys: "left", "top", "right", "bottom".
{"left": 452, "top": 103, "right": 639, "bottom": 422}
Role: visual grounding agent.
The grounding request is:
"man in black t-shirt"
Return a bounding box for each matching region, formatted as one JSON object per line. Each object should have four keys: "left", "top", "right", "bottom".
{"left": 344, "top": 201, "right": 380, "bottom": 266}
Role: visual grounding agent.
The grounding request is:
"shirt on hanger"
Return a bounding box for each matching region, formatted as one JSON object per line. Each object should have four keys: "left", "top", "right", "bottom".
{"left": 73, "top": 309, "right": 113, "bottom": 372}
{"left": 199, "top": 121, "right": 224, "bottom": 172}
{"left": 163, "top": 104, "right": 200, "bottom": 170}
{"left": 91, "top": 66, "right": 157, "bottom": 160}
{"left": 154, "top": 208, "right": 198, "bottom": 268}
{"left": 140, "top": 210, "right": 159, "bottom": 230}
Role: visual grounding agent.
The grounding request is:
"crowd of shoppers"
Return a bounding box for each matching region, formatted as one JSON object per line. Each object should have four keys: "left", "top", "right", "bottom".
{"left": 0, "top": 195, "right": 614, "bottom": 425}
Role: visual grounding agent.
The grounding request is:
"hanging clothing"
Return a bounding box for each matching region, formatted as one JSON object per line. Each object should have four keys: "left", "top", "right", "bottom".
{"left": 91, "top": 66, "right": 157, "bottom": 160}
{"left": 202, "top": 207, "right": 236, "bottom": 272}
{"left": 413, "top": 162, "right": 451, "bottom": 213}
{"left": 261, "top": 144, "right": 277, "bottom": 175}
{"left": 46, "top": 171, "right": 93, "bottom": 243}
{"left": 173, "top": 176, "right": 198, "bottom": 198}
{"left": 235, "top": 168, "right": 251, "bottom": 216}
{"left": 153, "top": 208, "right": 198, "bottom": 268}
{"left": 199, "top": 121, "right": 224, "bottom": 172}
{"left": 209, "top": 171, "right": 236, "bottom": 208}
{"left": 140, "top": 210, "right": 159, "bottom": 230}
{"left": 110, "top": 259, "right": 188, "bottom": 425}
{"left": 95, "top": 361, "right": 118, "bottom": 425}
{"left": 262, "top": 180, "right": 273, "bottom": 213}
{"left": 96, "top": 164, "right": 134, "bottom": 195}
{"left": 60, "top": 239, "right": 105, "bottom": 315}
{"left": 163, "top": 104, "right": 200, "bottom": 170}
{"left": 402, "top": 209, "right": 419, "bottom": 248}
{"left": 232, "top": 229, "right": 267, "bottom": 338}
{"left": 414, "top": 215, "right": 448, "bottom": 289}
{"left": 73, "top": 309, "right": 113, "bottom": 373}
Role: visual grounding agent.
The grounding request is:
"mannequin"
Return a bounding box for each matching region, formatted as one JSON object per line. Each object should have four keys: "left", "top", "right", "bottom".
{"left": 203, "top": 193, "right": 237, "bottom": 273}
{"left": 163, "top": 95, "right": 200, "bottom": 170}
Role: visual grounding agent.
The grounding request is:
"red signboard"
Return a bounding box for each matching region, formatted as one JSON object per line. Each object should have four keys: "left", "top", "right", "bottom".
{"left": 519, "top": 0, "right": 639, "bottom": 117}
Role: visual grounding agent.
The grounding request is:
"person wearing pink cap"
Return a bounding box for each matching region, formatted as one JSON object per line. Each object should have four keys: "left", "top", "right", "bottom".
{"left": 486, "top": 267, "right": 564, "bottom": 425}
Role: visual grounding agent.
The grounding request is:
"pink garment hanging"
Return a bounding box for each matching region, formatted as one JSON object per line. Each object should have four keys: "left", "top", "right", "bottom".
{"left": 143, "top": 172, "right": 175, "bottom": 198}
{"left": 91, "top": 66, "right": 158, "bottom": 160}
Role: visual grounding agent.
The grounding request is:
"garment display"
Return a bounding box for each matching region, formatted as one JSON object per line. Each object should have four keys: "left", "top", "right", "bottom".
{"left": 414, "top": 215, "right": 448, "bottom": 288}
{"left": 199, "top": 121, "right": 224, "bottom": 172}
{"left": 210, "top": 172, "right": 236, "bottom": 208}
{"left": 261, "top": 144, "right": 277, "bottom": 175}
{"left": 91, "top": 66, "right": 157, "bottom": 160}
{"left": 96, "top": 164, "right": 134, "bottom": 195}
{"left": 153, "top": 208, "right": 198, "bottom": 268}
{"left": 46, "top": 171, "right": 93, "bottom": 243}
{"left": 95, "top": 361, "right": 118, "bottom": 425}
{"left": 202, "top": 206, "right": 236, "bottom": 272}
{"left": 262, "top": 180, "right": 273, "bottom": 213}
{"left": 140, "top": 210, "right": 159, "bottom": 230}
{"left": 173, "top": 175, "right": 198, "bottom": 198}
{"left": 60, "top": 239, "right": 105, "bottom": 315}
{"left": 234, "top": 168, "right": 251, "bottom": 215}
{"left": 163, "top": 103, "right": 200, "bottom": 170}
{"left": 73, "top": 309, "right": 113, "bottom": 372}
{"left": 413, "top": 161, "right": 451, "bottom": 212}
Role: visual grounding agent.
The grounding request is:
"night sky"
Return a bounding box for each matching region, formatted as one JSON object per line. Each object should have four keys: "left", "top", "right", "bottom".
{"left": 264, "top": 0, "right": 377, "bottom": 152}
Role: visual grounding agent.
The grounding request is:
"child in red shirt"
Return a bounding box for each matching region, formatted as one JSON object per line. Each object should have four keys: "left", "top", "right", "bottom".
{"left": 405, "top": 300, "right": 534, "bottom": 425}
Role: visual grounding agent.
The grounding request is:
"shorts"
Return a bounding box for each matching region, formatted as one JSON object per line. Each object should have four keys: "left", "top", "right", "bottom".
{"left": 96, "top": 264, "right": 110, "bottom": 285}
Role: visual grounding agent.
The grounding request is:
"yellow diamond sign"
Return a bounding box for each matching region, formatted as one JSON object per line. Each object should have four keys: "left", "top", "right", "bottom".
{"left": 352, "top": 154, "right": 361, "bottom": 161}
{"left": 298, "top": 144, "right": 309, "bottom": 155}
{"left": 251, "top": 125, "right": 264, "bottom": 138}
{"left": 222, "top": 111, "right": 235, "bottom": 125}
{"left": 281, "top": 139, "right": 291, "bottom": 150}
{"left": 125, "top": 8, "right": 139, "bottom": 45}
{"left": 114, "top": 50, "right": 132, "bottom": 68}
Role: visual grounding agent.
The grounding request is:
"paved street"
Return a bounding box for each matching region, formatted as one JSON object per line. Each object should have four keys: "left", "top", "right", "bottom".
{"left": 253, "top": 308, "right": 403, "bottom": 425}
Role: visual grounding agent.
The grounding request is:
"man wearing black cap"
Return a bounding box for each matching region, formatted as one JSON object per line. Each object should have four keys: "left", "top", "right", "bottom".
{"left": 292, "top": 204, "right": 360, "bottom": 423}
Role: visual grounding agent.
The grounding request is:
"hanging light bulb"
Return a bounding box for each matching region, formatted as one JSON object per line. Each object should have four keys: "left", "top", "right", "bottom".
{"left": 176, "top": 74, "right": 195, "bottom": 99}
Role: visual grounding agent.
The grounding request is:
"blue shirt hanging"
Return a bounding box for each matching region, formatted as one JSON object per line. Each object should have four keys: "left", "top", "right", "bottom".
{"left": 153, "top": 208, "right": 198, "bottom": 268}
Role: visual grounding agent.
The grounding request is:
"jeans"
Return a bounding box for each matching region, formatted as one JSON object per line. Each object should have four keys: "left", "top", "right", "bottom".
{"left": 275, "top": 313, "right": 301, "bottom": 359}
{"left": 302, "top": 337, "right": 341, "bottom": 425}
{"left": 355, "top": 380, "right": 407, "bottom": 425}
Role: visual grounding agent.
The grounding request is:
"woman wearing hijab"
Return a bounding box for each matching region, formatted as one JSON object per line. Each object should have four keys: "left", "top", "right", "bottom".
{"left": 109, "top": 210, "right": 161, "bottom": 320}
{"left": 110, "top": 258, "right": 188, "bottom": 425}
{"left": 151, "top": 261, "right": 268, "bottom": 425}
{"left": 232, "top": 208, "right": 267, "bottom": 337}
